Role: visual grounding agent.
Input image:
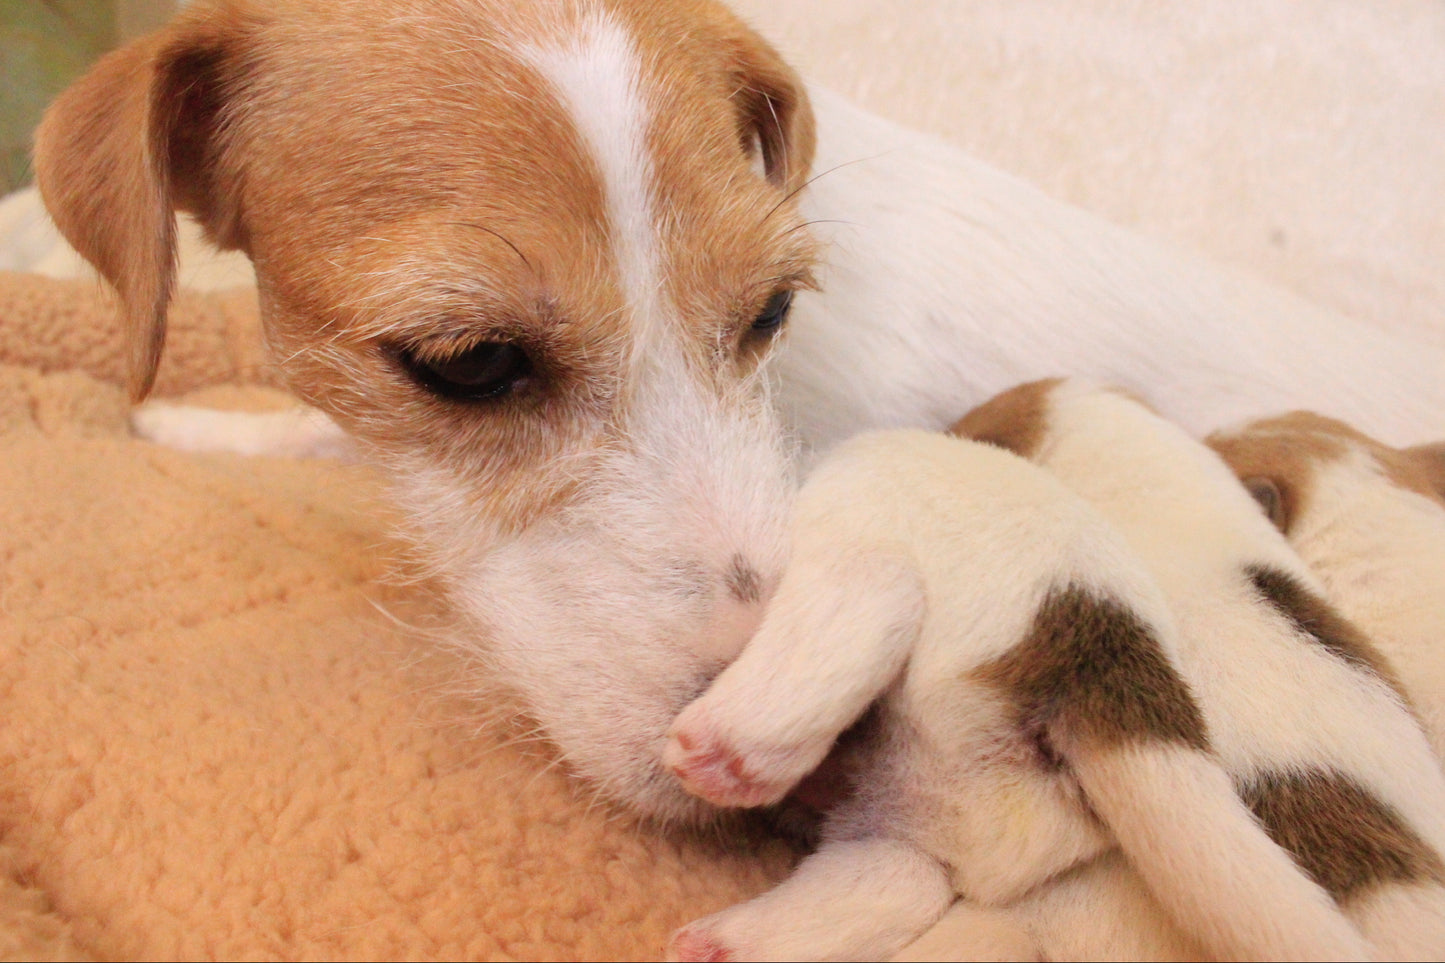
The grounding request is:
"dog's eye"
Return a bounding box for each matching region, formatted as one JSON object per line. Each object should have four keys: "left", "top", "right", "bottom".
{"left": 750, "top": 289, "right": 794, "bottom": 336}
{"left": 394, "top": 341, "right": 534, "bottom": 401}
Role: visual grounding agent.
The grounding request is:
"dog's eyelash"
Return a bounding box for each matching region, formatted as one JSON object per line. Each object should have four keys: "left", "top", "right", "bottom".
{"left": 389, "top": 340, "right": 536, "bottom": 402}
{"left": 749, "top": 289, "right": 794, "bottom": 335}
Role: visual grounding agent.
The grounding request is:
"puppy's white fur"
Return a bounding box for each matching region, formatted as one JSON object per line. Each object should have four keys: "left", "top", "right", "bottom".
{"left": 35, "top": 0, "right": 1445, "bottom": 827}
{"left": 1012, "top": 383, "right": 1445, "bottom": 962}
{"left": 666, "top": 382, "right": 1445, "bottom": 961}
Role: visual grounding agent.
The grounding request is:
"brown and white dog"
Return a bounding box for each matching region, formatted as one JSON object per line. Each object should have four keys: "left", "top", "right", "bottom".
{"left": 666, "top": 381, "right": 1445, "bottom": 961}
{"left": 1210, "top": 413, "right": 1445, "bottom": 757}
{"left": 33, "top": 0, "right": 1445, "bottom": 826}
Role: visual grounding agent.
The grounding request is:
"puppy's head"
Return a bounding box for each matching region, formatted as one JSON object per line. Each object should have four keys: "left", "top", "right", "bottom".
{"left": 36, "top": 0, "right": 819, "bottom": 822}
{"left": 1208, "top": 411, "right": 1445, "bottom": 537}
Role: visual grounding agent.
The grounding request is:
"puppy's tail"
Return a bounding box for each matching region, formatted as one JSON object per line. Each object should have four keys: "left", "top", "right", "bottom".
{"left": 1064, "top": 737, "right": 1373, "bottom": 962}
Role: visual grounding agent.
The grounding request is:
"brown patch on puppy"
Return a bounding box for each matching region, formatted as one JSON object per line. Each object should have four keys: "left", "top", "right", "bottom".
{"left": 1211, "top": 411, "right": 1445, "bottom": 532}
{"left": 974, "top": 584, "right": 1209, "bottom": 757}
{"left": 1241, "top": 768, "right": 1445, "bottom": 903}
{"left": 1245, "top": 564, "right": 1406, "bottom": 697}
{"left": 950, "top": 378, "right": 1063, "bottom": 460}
{"left": 1394, "top": 441, "right": 1445, "bottom": 507}
{"left": 1207, "top": 412, "right": 1353, "bottom": 534}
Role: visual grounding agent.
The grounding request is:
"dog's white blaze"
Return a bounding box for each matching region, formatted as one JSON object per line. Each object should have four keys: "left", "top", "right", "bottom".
{"left": 517, "top": 11, "right": 665, "bottom": 353}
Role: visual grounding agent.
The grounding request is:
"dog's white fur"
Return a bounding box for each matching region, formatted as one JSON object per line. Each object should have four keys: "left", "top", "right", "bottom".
{"left": 666, "top": 381, "right": 1445, "bottom": 961}
{"left": 34, "top": 0, "right": 1445, "bottom": 828}
{"left": 776, "top": 88, "right": 1445, "bottom": 455}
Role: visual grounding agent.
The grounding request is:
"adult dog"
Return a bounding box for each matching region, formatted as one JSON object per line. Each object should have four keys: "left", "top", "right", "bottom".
{"left": 34, "top": 0, "right": 1445, "bottom": 823}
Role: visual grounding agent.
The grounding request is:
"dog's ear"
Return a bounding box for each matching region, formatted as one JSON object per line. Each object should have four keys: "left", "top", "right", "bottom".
{"left": 723, "top": 29, "right": 816, "bottom": 194}
{"left": 33, "top": 5, "right": 254, "bottom": 401}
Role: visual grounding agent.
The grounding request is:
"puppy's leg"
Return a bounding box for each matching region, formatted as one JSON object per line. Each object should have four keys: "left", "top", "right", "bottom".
{"left": 669, "top": 837, "right": 952, "bottom": 963}
{"left": 131, "top": 401, "right": 354, "bottom": 459}
{"left": 889, "top": 900, "right": 1042, "bottom": 963}
{"left": 1005, "top": 850, "right": 1212, "bottom": 962}
{"left": 1068, "top": 741, "right": 1373, "bottom": 961}
{"left": 1346, "top": 882, "right": 1445, "bottom": 962}
{"left": 665, "top": 551, "right": 924, "bottom": 808}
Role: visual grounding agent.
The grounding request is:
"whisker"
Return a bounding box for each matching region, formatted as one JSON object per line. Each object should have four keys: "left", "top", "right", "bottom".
{"left": 760, "top": 151, "right": 897, "bottom": 226}
{"left": 456, "top": 221, "right": 537, "bottom": 277}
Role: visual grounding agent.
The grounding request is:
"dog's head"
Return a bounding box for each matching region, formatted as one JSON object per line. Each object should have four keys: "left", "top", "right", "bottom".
{"left": 1208, "top": 411, "right": 1445, "bottom": 540}
{"left": 35, "top": 0, "right": 819, "bottom": 822}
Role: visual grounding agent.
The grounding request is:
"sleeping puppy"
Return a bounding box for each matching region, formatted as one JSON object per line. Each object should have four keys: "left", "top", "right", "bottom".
{"left": 665, "top": 380, "right": 1445, "bottom": 961}
{"left": 1209, "top": 412, "right": 1445, "bottom": 756}
{"left": 964, "top": 385, "right": 1445, "bottom": 962}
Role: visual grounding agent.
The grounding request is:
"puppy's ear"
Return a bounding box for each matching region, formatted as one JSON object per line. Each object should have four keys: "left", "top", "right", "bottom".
{"left": 1242, "top": 476, "right": 1292, "bottom": 532}
{"left": 948, "top": 378, "right": 1061, "bottom": 460}
{"left": 1402, "top": 441, "right": 1445, "bottom": 504}
{"left": 723, "top": 30, "right": 816, "bottom": 194}
{"left": 33, "top": 5, "right": 254, "bottom": 401}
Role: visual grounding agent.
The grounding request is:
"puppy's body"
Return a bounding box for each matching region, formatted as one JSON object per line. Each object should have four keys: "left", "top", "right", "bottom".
{"left": 667, "top": 382, "right": 1445, "bottom": 961}
{"left": 966, "top": 381, "right": 1445, "bottom": 962}
{"left": 34, "top": 0, "right": 1445, "bottom": 826}
{"left": 666, "top": 423, "right": 1367, "bottom": 961}
{"left": 1209, "top": 413, "right": 1445, "bottom": 756}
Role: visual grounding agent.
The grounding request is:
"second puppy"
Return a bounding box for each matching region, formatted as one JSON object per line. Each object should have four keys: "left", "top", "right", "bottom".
{"left": 1209, "top": 412, "right": 1445, "bottom": 755}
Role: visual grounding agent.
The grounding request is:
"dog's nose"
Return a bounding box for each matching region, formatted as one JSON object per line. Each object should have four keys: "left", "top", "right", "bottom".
{"left": 689, "top": 554, "right": 772, "bottom": 665}
{"left": 724, "top": 553, "right": 765, "bottom": 605}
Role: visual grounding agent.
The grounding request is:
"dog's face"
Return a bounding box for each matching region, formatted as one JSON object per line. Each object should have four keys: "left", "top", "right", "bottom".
{"left": 35, "top": 0, "right": 819, "bottom": 821}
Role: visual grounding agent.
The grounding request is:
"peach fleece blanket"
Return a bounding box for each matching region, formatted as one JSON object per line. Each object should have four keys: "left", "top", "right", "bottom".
{"left": 3, "top": 1, "right": 1444, "bottom": 960}
{"left": 0, "top": 273, "right": 795, "bottom": 961}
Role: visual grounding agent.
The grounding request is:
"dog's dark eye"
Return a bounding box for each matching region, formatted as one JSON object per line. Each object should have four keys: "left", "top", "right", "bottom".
{"left": 394, "top": 341, "right": 534, "bottom": 401}
{"left": 750, "top": 289, "right": 793, "bottom": 336}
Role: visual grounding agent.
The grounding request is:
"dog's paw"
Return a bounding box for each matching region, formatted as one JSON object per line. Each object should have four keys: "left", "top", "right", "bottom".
{"left": 663, "top": 712, "right": 794, "bottom": 809}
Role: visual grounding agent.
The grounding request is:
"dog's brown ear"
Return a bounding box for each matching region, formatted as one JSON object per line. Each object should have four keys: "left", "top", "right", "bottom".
{"left": 723, "top": 29, "right": 816, "bottom": 194}
{"left": 33, "top": 6, "right": 254, "bottom": 401}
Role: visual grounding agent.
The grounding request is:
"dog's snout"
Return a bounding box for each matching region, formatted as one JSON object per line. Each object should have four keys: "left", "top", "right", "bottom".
{"left": 681, "top": 553, "right": 774, "bottom": 666}
{"left": 725, "top": 553, "right": 764, "bottom": 605}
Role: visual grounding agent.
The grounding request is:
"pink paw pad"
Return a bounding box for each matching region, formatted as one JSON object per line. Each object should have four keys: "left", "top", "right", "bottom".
{"left": 668, "top": 923, "right": 735, "bottom": 962}
{"left": 664, "top": 727, "right": 786, "bottom": 808}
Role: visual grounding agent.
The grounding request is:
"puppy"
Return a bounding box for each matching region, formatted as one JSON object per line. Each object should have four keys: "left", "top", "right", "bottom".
{"left": 33, "top": 0, "right": 1445, "bottom": 825}
{"left": 1209, "top": 412, "right": 1445, "bottom": 756}
{"left": 666, "top": 381, "right": 1445, "bottom": 961}
{"left": 971, "top": 383, "right": 1445, "bottom": 961}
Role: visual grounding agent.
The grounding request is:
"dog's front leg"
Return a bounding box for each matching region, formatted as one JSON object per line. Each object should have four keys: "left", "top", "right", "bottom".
{"left": 668, "top": 837, "right": 953, "bottom": 963}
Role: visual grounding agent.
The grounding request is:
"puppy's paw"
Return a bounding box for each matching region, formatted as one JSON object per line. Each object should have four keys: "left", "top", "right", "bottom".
{"left": 663, "top": 710, "right": 794, "bottom": 809}
{"left": 667, "top": 921, "right": 736, "bottom": 963}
